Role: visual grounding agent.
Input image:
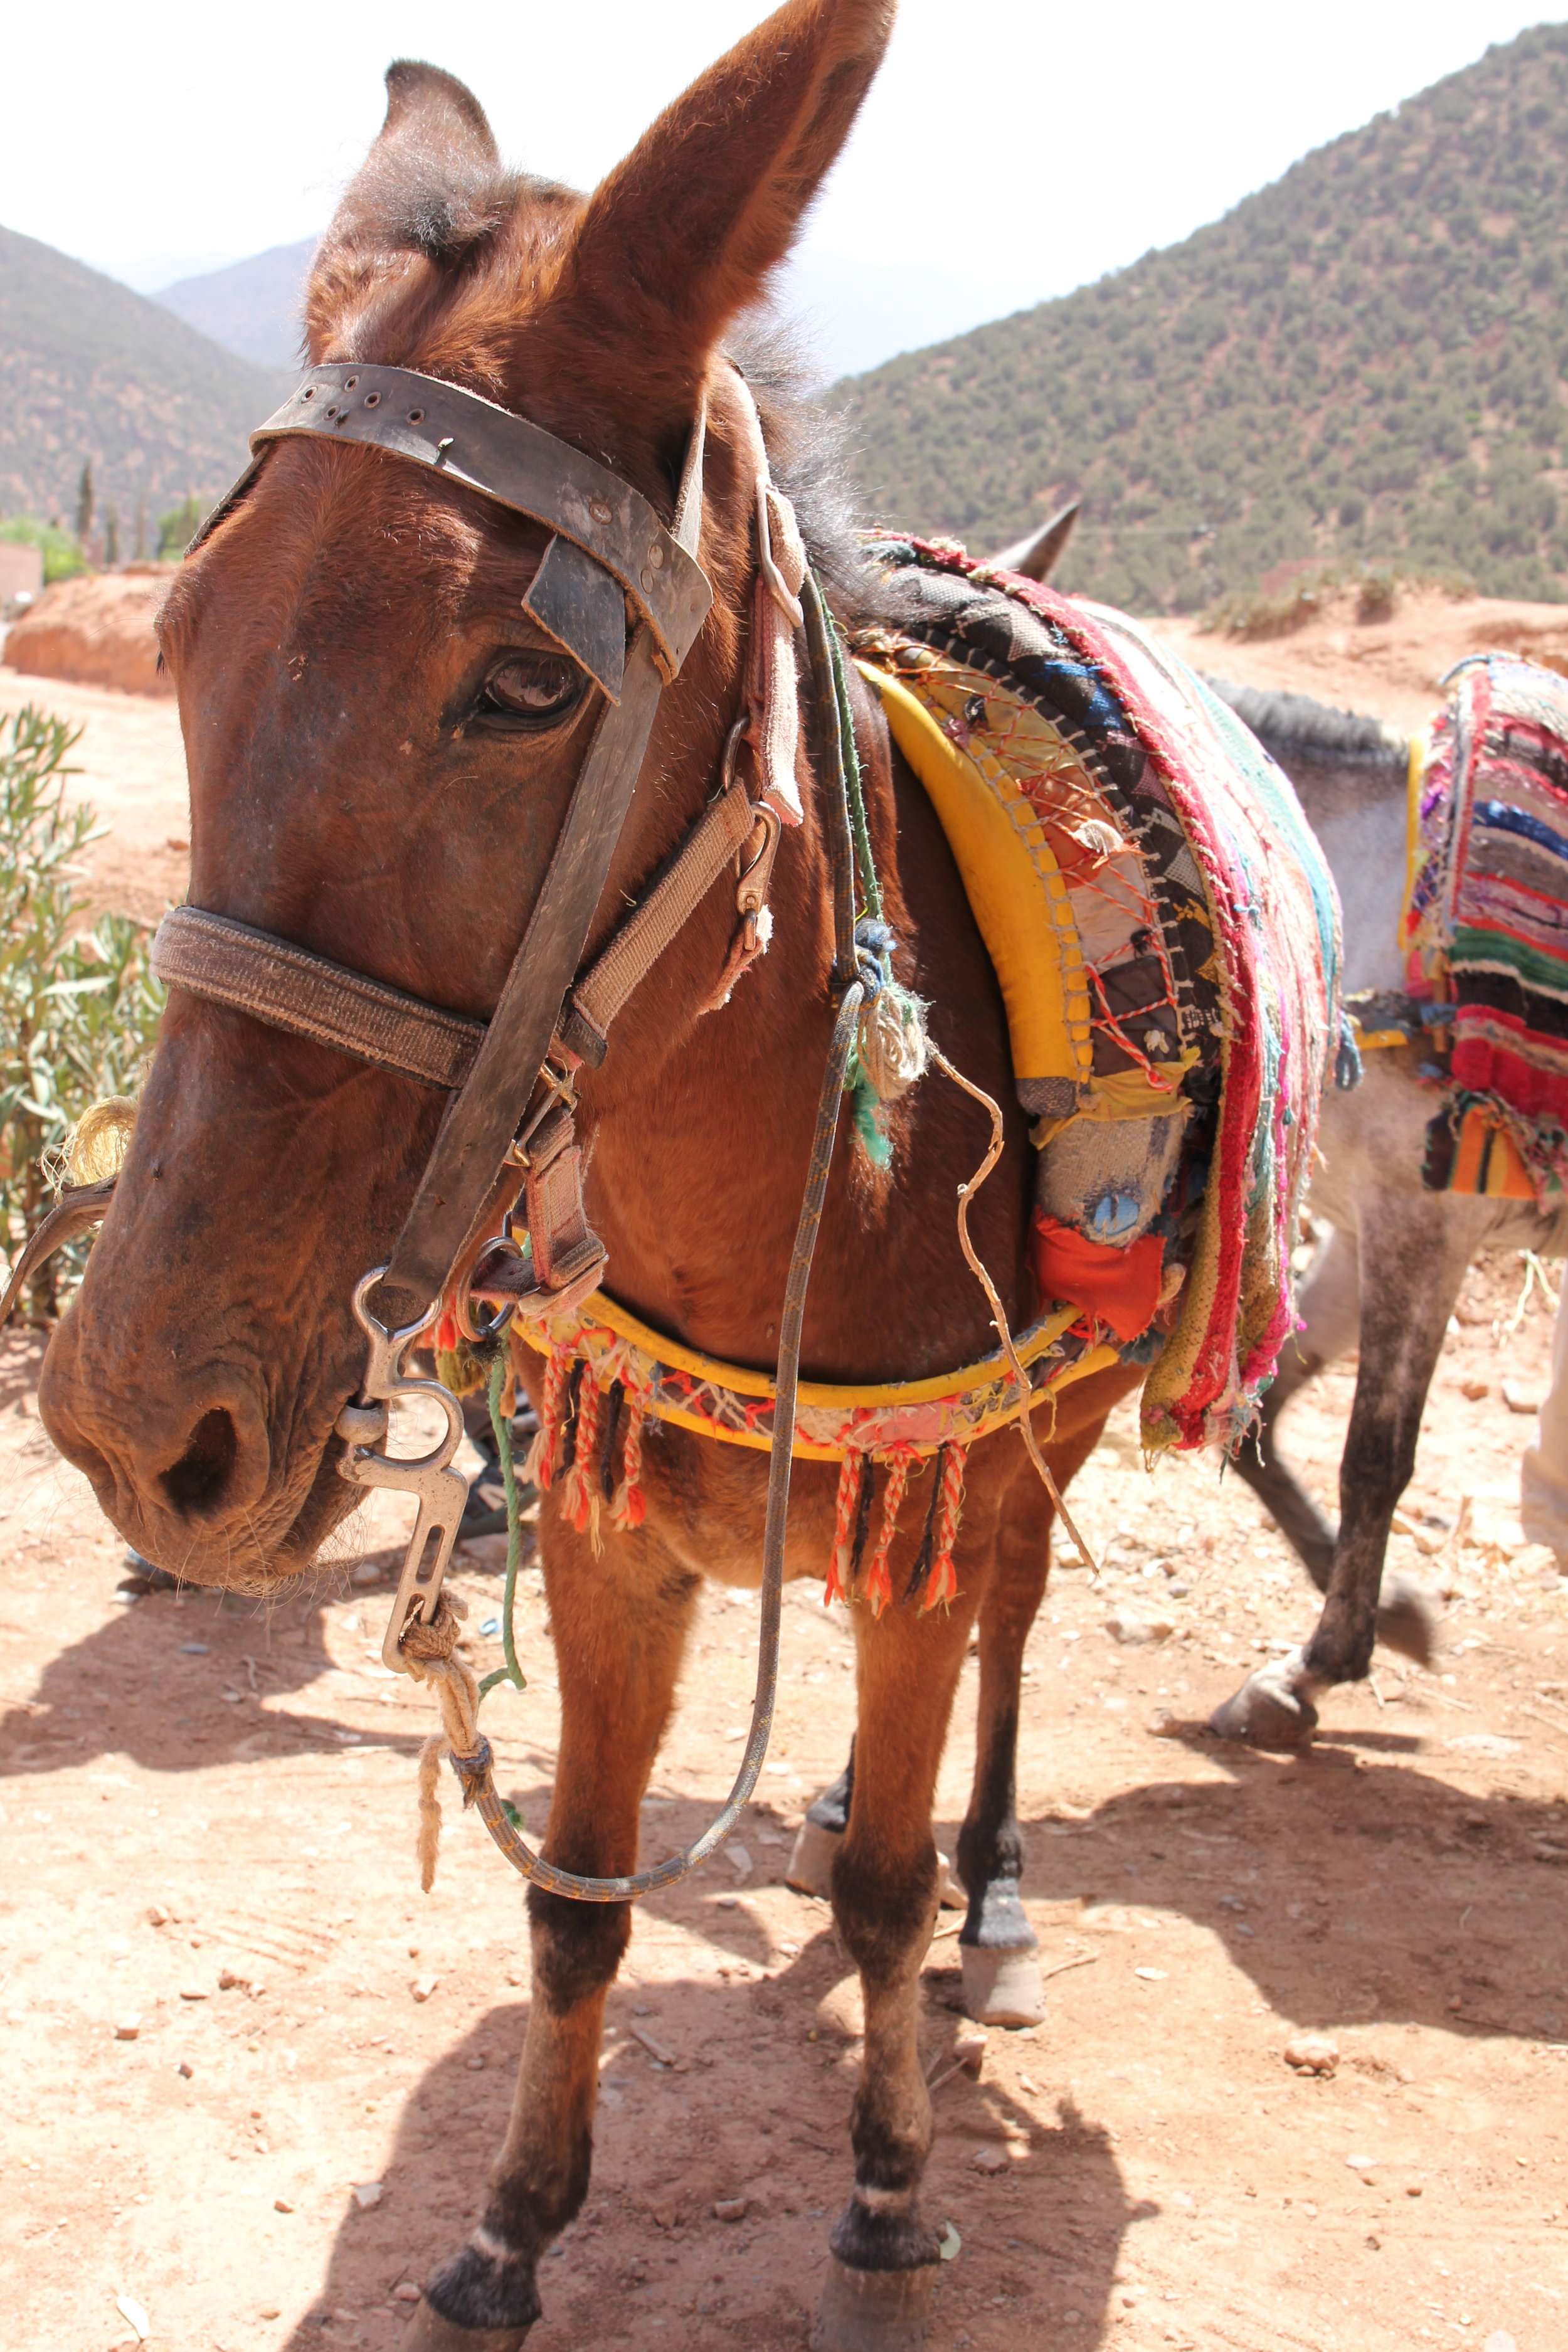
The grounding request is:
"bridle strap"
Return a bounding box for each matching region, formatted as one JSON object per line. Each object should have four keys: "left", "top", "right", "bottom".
{"left": 375, "top": 620, "right": 668, "bottom": 1328}
{"left": 191, "top": 363, "right": 711, "bottom": 696}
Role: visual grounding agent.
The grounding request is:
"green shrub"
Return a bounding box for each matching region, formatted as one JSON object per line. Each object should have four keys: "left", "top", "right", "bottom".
{"left": 0, "top": 708, "right": 165, "bottom": 1320}
{"left": 0, "top": 516, "right": 89, "bottom": 585}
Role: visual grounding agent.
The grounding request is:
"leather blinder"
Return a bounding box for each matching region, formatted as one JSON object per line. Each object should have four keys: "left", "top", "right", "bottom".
{"left": 524, "top": 534, "right": 628, "bottom": 703}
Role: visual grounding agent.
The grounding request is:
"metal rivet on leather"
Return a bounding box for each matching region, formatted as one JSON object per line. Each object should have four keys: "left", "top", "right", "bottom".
{"left": 301, "top": 386, "right": 316, "bottom": 400}
{"left": 325, "top": 407, "right": 338, "bottom": 419}
{"left": 649, "top": 543, "right": 665, "bottom": 569}
{"left": 640, "top": 567, "right": 655, "bottom": 591}
{"left": 344, "top": 376, "right": 358, "bottom": 390}
{"left": 590, "top": 499, "right": 613, "bottom": 524}
{"left": 407, "top": 409, "right": 424, "bottom": 424}
{"left": 364, "top": 392, "right": 381, "bottom": 407}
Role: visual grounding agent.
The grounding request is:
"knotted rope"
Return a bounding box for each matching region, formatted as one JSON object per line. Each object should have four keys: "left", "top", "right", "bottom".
{"left": 402, "top": 1593, "right": 479, "bottom": 1893}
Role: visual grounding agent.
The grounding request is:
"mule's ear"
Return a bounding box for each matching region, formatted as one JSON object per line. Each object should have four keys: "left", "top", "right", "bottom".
{"left": 315, "top": 60, "right": 506, "bottom": 276}
{"left": 559, "top": 0, "right": 895, "bottom": 393}
{"left": 987, "top": 501, "right": 1081, "bottom": 584}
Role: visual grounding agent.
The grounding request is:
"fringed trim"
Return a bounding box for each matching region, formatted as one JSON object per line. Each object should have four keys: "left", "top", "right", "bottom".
{"left": 918, "top": 1441, "right": 967, "bottom": 1613}
{"left": 522, "top": 1340, "right": 575, "bottom": 1491}
{"left": 561, "top": 1369, "right": 605, "bottom": 1554}
{"left": 864, "top": 1444, "right": 919, "bottom": 1618}
{"left": 826, "top": 1449, "right": 867, "bottom": 1606}
{"left": 610, "top": 1381, "right": 651, "bottom": 1532}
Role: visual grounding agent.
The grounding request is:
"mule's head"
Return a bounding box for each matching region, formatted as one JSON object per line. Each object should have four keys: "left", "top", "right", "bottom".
{"left": 40, "top": 1, "right": 894, "bottom": 1588}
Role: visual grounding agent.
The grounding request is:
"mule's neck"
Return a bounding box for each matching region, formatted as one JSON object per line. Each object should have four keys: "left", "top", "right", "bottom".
{"left": 573, "top": 600, "right": 1032, "bottom": 1387}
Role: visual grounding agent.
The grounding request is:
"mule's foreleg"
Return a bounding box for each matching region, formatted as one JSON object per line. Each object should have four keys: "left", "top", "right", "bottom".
{"left": 824, "top": 1589, "right": 972, "bottom": 2312}
{"left": 405, "top": 1527, "right": 697, "bottom": 2349}
{"left": 1212, "top": 1194, "right": 1465, "bottom": 1749}
{"left": 954, "top": 1390, "right": 1120, "bottom": 2027}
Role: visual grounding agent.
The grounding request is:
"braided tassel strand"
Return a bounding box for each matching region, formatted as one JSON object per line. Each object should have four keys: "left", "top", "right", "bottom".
{"left": 921, "top": 1441, "right": 967, "bottom": 1613}
{"left": 561, "top": 1369, "right": 605, "bottom": 1554}
{"left": 522, "top": 1340, "right": 574, "bottom": 1492}
{"left": 825, "top": 1450, "right": 867, "bottom": 1606}
{"left": 864, "top": 1446, "right": 916, "bottom": 1618}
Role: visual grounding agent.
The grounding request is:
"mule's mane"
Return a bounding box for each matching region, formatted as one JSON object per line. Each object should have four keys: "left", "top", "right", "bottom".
{"left": 1207, "top": 677, "right": 1408, "bottom": 767}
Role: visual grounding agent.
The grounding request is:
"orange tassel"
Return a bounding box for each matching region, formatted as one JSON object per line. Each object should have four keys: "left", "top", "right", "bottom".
{"left": 919, "top": 1442, "right": 967, "bottom": 1613}
{"left": 522, "top": 1341, "right": 573, "bottom": 1492}
{"left": 864, "top": 1447, "right": 916, "bottom": 1618}
{"left": 435, "top": 1308, "right": 458, "bottom": 1354}
{"left": 826, "top": 1451, "right": 866, "bottom": 1606}
{"left": 561, "top": 1368, "right": 605, "bottom": 1553}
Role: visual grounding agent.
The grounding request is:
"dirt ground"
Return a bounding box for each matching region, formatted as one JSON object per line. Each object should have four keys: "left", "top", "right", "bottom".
{"left": 3, "top": 592, "right": 1568, "bottom": 2352}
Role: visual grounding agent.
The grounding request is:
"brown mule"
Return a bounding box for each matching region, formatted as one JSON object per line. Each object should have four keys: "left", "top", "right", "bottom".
{"left": 40, "top": 10, "right": 1144, "bottom": 2346}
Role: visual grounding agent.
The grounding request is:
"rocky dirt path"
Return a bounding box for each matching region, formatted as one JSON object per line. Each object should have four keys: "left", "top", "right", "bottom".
{"left": 2, "top": 1247, "right": 1565, "bottom": 2352}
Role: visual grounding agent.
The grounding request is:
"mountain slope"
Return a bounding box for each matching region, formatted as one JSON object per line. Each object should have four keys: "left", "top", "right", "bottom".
{"left": 835, "top": 23, "right": 1568, "bottom": 612}
{"left": 156, "top": 238, "right": 319, "bottom": 374}
{"left": 0, "top": 227, "right": 279, "bottom": 531}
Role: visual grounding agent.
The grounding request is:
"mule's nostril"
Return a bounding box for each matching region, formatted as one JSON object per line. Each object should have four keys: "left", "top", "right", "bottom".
{"left": 162, "top": 1407, "right": 240, "bottom": 1512}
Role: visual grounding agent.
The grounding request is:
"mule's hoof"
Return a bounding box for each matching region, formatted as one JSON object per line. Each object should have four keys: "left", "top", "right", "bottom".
{"left": 936, "top": 1850, "right": 965, "bottom": 1910}
{"left": 960, "top": 1943, "right": 1046, "bottom": 2026}
{"left": 396, "top": 2304, "right": 532, "bottom": 2352}
{"left": 787, "top": 1815, "right": 842, "bottom": 1899}
{"left": 1376, "top": 1570, "right": 1441, "bottom": 1669}
{"left": 1209, "top": 1660, "right": 1318, "bottom": 1751}
{"left": 810, "top": 2255, "right": 938, "bottom": 2352}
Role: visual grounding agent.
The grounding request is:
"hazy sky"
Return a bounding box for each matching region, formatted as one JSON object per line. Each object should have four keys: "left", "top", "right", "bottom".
{"left": 8, "top": 1, "right": 1562, "bottom": 307}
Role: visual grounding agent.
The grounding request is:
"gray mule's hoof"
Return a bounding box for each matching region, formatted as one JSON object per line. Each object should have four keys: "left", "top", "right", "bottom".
{"left": 961, "top": 1943, "right": 1046, "bottom": 2026}
{"left": 1209, "top": 1655, "right": 1319, "bottom": 1751}
{"left": 788, "top": 1821, "right": 963, "bottom": 1910}
{"left": 810, "top": 2255, "right": 938, "bottom": 2352}
{"left": 1376, "top": 1569, "right": 1441, "bottom": 1668}
{"left": 396, "top": 2303, "right": 533, "bottom": 2352}
{"left": 787, "top": 1815, "right": 842, "bottom": 1899}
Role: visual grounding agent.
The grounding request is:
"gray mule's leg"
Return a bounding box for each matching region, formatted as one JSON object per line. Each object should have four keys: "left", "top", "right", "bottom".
{"left": 1230, "top": 1221, "right": 1362, "bottom": 1594}
{"left": 1212, "top": 1192, "right": 1466, "bottom": 1749}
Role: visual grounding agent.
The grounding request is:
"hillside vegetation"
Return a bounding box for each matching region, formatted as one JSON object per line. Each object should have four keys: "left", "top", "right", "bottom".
{"left": 0, "top": 228, "right": 278, "bottom": 534}
{"left": 835, "top": 24, "right": 1568, "bottom": 612}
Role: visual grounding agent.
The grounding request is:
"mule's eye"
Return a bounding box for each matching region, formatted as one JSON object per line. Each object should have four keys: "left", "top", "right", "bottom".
{"left": 480, "top": 652, "right": 585, "bottom": 722}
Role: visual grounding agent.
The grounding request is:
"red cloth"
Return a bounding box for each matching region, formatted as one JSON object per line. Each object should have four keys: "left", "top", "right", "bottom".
{"left": 1032, "top": 1214, "right": 1165, "bottom": 1343}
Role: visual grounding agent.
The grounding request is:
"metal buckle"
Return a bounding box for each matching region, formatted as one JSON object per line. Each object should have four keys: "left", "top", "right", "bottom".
{"left": 337, "top": 1267, "right": 469, "bottom": 1674}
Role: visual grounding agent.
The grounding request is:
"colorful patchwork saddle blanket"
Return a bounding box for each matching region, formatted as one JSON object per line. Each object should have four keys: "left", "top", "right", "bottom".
{"left": 859, "top": 541, "right": 1340, "bottom": 1452}
{"left": 520, "top": 543, "right": 1342, "bottom": 1547}
{"left": 1407, "top": 654, "right": 1568, "bottom": 1205}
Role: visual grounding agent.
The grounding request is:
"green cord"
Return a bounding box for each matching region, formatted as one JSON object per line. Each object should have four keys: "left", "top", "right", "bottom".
{"left": 477, "top": 1349, "right": 527, "bottom": 1702}
{"left": 824, "top": 606, "right": 882, "bottom": 926}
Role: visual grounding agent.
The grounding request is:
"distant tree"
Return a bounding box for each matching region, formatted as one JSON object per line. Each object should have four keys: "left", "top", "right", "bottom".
{"left": 156, "top": 495, "right": 204, "bottom": 559}
{"left": 75, "top": 463, "right": 94, "bottom": 546}
{"left": 132, "top": 500, "right": 149, "bottom": 562}
{"left": 103, "top": 507, "right": 120, "bottom": 567}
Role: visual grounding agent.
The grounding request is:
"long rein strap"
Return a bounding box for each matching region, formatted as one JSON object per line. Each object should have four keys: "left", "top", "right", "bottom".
{"left": 417, "top": 536, "right": 869, "bottom": 1904}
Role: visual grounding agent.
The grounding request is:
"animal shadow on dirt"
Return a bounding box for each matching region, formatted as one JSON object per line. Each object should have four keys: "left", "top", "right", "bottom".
{"left": 282, "top": 1787, "right": 1142, "bottom": 2351}
{"left": 0, "top": 1551, "right": 426, "bottom": 1779}
{"left": 985, "top": 1730, "right": 1568, "bottom": 2048}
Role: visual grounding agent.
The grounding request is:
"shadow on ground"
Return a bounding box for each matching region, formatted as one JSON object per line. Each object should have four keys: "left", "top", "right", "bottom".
{"left": 278, "top": 1905, "right": 1137, "bottom": 2351}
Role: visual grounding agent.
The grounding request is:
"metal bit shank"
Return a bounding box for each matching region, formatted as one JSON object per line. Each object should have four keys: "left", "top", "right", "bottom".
{"left": 336, "top": 1267, "right": 469, "bottom": 1673}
